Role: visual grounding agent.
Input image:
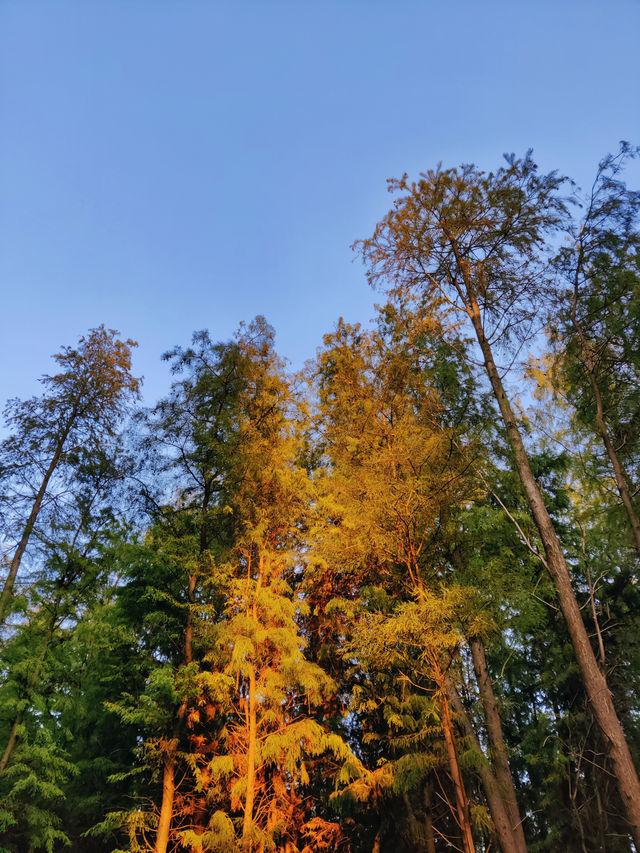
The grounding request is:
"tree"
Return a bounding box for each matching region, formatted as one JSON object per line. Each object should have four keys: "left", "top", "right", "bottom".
{"left": 110, "top": 319, "right": 351, "bottom": 853}
{"left": 357, "top": 153, "right": 640, "bottom": 844}
{"left": 128, "top": 327, "right": 246, "bottom": 853}
{"left": 0, "top": 326, "right": 140, "bottom": 626}
{"left": 312, "top": 317, "right": 528, "bottom": 852}
{"left": 0, "top": 329, "right": 141, "bottom": 847}
{"left": 204, "top": 318, "right": 349, "bottom": 853}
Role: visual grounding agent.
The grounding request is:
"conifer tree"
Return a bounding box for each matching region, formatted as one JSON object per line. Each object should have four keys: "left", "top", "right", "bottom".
{"left": 312, "top": 318, "right": 528, "bottom": 852}
{"left": 357, "top": 152, "right": 640, "bottom": 843}
{"left": 0, "top": 326, "right": 140, "bottom": 626}
{"left": 124, "top": 328, "right": 247, "bottom": 852}
{"left": 197, "top": 318, "right": 350, "bottom": 853}
{"left": 104, "top": 319, "right": 351, "bottom": 853}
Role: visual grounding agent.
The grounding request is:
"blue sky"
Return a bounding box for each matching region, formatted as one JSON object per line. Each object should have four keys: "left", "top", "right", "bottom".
{"left": 1, "top": 0, "right": 639, "bottom": 406}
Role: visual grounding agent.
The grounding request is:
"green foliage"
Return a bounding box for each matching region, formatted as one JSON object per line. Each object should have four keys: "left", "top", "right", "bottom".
{"left": 2, "top": 148, "right": 640, "bottom": 852}
{"left": 0, "top": 726, "right": 76, "bottom": 851}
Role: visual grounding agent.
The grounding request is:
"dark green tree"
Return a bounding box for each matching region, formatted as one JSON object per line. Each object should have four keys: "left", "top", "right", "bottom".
{"left": 0, "top": 326, "right": 140, "bottom": 626}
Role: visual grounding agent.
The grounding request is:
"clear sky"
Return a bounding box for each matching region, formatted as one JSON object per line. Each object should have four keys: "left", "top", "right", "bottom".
{"left": 1, "top": 0, "right": 639, "bottom": 406}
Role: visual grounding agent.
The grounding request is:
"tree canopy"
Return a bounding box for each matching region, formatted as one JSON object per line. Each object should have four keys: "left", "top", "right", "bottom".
{"left": 1, "top": 149, "right": 640, "bottom": 853}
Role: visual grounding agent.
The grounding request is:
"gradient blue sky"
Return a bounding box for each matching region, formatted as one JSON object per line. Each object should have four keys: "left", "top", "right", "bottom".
{"left": 2, "top": 0, "right": 639, "bottom": 405}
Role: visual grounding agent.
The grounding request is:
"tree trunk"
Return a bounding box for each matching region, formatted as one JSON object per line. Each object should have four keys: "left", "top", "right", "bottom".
{"left": 0, "top": 720, "right": 19, "bottom": 778}
{"left": 446, "top": 681, "right": 523, "bottom": 853}
{"left": 436, "top": 666, "right": 475, "bottom": 853}
{"left": 155, "top": 563, "right": 198, "bottom": 851}
{"left": 423, "top": 778, "right": 437, "bottom": 853}
{"left": 593, "top": 397, "right": 640, "bottom": 559}
{"left": 447, "top": 543, "right": 526, "bottom": 852}
{"left": 402, "top": 790, "right": 422, "bottom": 847}
{"left": 243, "top": 556, "right": 263, "bottom": 850}
{"left": 155, "top": 754, "right": 176, "bottom": 853}
{"left": 185, "top": 572, "right": 196, "bottom": 665}
{"left": 470, "top": 637, "right": 527, "bottom": 853}
{"left": 0, "top": 435, "right": 68, "bottom": 625}
{"left": 242, "top": 666, "right": 257, "bottom": 849}
{"left": 155, "top": 488, "right": 209, "bottom": 851}
{"left": 467, "top": 294, "right": 640, "bottom": 846}
{"left": 372, "top": 825, "right": 382, "bottom": 853}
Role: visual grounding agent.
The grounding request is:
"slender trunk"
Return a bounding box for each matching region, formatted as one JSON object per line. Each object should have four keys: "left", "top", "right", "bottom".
{"left": 436, "top": 665, "right": 475, "bottom": 853}
{"left": 155, "top": 556, "right": 199, "bottom": 849}
{"left": 159, "top": 480, "right": 211, "bottom": 851}
{"left": 470, "top": 638, "right": 527, "bottom": 853}
{"left": 447, "top": 681, "right": 522, "bottom": 853}
{"left": 200, "top": 476, "right": 211, "bottom": 554}
{"left": 0, "top": 435, "right": 69, "bottom": 624}
{"left": 243, "top": 555, "right": 263, "bottom": 850}
{"left": 155, "top": 755, "right": 175, "bottom": 853}
{"left": 188, "top": 474, "right": 211, "bottom": 666}
{"left": 568, "top": 757, "right": 589, "bottom": 853}
{"left": 447, "top": 542, "right": 526, "bottom": 851}
{"left": 242, "top": 666, "right": 257, "bottom": 849}
{"left": 0, "top": 721, "right": 19, "bottom": 778}
{"left": 0, "top": 598, "right": 60, "bottom": 773}
{"left": 595, "top": 786, "right": 608, "bottom": 852}
{"left": 423, "top": 778, "right": 437, "bottom": 853}
{"left": 154, "top": 700, "right": 188, "bottom": 853}
{"left": 467, "top": 294, "right": 640, "bottom": 845}
{"left": 584, "top": 547, "right": 606, "bottom": 668}
{"left": 402, "top": 791, "right": 422, "bottom": 847}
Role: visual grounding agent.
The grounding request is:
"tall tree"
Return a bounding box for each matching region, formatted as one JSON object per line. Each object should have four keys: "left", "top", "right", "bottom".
{"left": 312, "top": 318, "right": 528, "bottom": 852}
{"left": 0, "top": 326, "right": 140, "bottom": 626}
{"left": 114, "top": 318, "right": 349, "bottom": 853}
{"left": 132, "top": 327, "right": 246, "bottom": 852}
{"left": 357, "top": 153, "right": 640, "bottom": 844}
{"left": 206, "top": 318, "right": 348, "bottom": 853}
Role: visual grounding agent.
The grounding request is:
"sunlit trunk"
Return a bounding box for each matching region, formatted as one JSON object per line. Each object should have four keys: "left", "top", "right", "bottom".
{"left": 155, "top": 755, "right": 175, "bottom": 853}
{"left": 155, "top": 560, "right": 196, "bottom": 852}
{"left": 243, "top": 554, "right": 263, "bottom": 850}
{"left": 242, "top": 666, "right": 257, "bottom": 849}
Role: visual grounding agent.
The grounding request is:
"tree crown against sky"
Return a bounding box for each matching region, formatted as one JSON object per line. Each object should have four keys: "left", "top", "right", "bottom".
{"left": 1, "top": 149, "right": 640, "bottom": 852}
{"left": 0, "top": 326, "right": 140, "bottom": 626}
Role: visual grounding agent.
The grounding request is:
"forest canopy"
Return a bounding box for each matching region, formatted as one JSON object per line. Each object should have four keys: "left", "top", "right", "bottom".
{"left": 1, "top": 147, "right": 640, "bottom": 853}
